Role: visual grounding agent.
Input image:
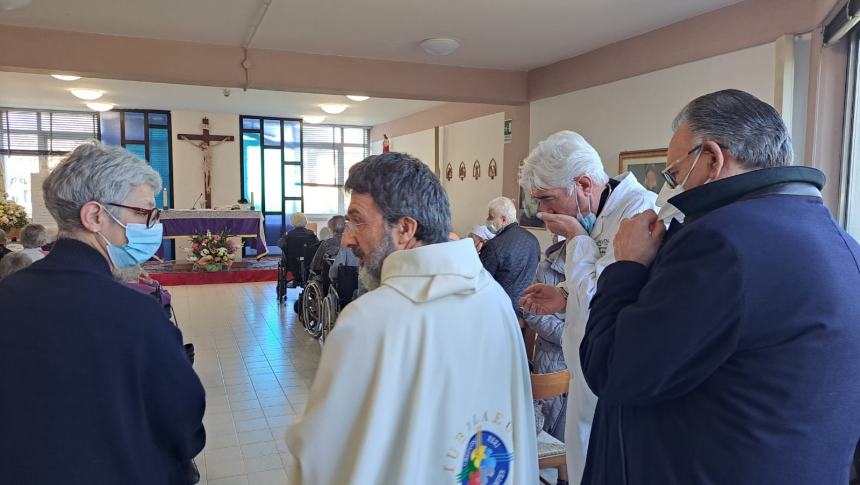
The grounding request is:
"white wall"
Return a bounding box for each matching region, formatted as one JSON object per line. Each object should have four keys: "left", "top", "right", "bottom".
{"left": 170, "top": 111, "right": 241, "bottom": 209}
{"left": 441, "top": 112, "right": 505, "bottom": 235}
{"left": 529, "top": 43, "right": 777, "bottom": 175}
{"left": 391, "top": 129, "right": 436, "bottom": 171}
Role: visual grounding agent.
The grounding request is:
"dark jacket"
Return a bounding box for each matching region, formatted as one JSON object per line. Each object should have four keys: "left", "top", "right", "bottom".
{"left": 278, "top": 226, "right": 319, "bottom": 277}
{"left": 480, "top": 222, "right": 540, "bottom": 314}
{"left": 0, "top": 244, "right": 10, "bottom": 261}
{"left": 580, "top": 167, "right": 860, "bottom": 485}
{"left": 0, "top": 239, "right": 206, "bottom": 485}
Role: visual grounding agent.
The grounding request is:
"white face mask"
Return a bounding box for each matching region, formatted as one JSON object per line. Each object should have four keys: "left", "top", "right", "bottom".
{"left": 656, "top": 149, "right": 706, "bottom": 222}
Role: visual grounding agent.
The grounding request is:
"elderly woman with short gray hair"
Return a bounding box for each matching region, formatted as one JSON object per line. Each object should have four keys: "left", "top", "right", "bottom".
{"left": 19, "top": 223, "right": 50, "bottom": 262}
{"left": 0, "top": 141, "right": 205, "bottom": 484}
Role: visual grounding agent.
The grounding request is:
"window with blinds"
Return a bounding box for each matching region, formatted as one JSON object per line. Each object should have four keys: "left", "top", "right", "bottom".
{"left": 0, "top": 109, "right": 99, "bottom": 155}
{"left": 302, "top": 125, "right": 369, "bottom": 214}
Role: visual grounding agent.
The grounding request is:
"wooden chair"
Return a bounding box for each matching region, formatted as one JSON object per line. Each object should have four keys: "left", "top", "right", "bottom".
{"left": 519, "top": 317, "right": 537, "bottom": 363}
{"left": 531, "top": 369, "right": 570, "bottom": 485}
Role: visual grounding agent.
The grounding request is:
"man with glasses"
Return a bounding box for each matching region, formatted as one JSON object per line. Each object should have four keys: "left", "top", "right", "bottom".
{"left": 517, "top": 130, "right": 657, "bottom": 483}
{"left": 0, "top": 142, "right": 205, "bottom": 484}
{"left": 577, "top": 89, "right": 860, "bottom": 484}
{"left": 285, "top": 152, "right": 538, "bottom": 484}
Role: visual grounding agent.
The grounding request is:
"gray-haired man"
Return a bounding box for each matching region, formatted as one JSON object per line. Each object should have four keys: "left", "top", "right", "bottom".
{"left": 579, "top": 89, "right": 860, "bottom": 484}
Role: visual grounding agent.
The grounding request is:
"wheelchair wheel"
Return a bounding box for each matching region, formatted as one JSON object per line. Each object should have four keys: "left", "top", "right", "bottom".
{"left": 302, "top": 280, "right": 325, "bottom": 338}
{"left": 276, "top": 261, "right": 288, "bottom": 303}
{"left": 320, "top": 287, "right": 340, "bottom": 345}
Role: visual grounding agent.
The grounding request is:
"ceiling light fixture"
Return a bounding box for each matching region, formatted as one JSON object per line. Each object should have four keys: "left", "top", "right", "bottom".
{"left": 70, "top": 88, "right": 104, "bottom": 100}
{"left": 86, "top": 102, "right": 114, "bottom": 112}
{"left": 321, "top": 104, "right": 347, "bottom": 114}
{"left": 419, "top": 38, "right": 461, "bottom": 56}
{"left": 346, "top": 95, "right": 369, "bottom": 102}
{"left": 51, "top": 74, "right": 81, "bottom": 81}
{"left": 303, "top": 115, "right": 325, "bottom": 124}
{"left": 0, "top": 0, "right": 32, "bottom": 11}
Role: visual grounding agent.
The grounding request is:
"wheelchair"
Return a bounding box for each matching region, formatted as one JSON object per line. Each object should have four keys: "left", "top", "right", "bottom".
{"left": 318, "top": 265, "right": 359, "bottom": 344}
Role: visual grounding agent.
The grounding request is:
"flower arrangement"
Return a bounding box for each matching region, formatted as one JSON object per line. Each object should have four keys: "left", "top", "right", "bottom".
{"left": 0, "top": 199, "right": 29, "bottom": 232}
{"left": 186, "top": 229, "right": 237, "bottom": 271}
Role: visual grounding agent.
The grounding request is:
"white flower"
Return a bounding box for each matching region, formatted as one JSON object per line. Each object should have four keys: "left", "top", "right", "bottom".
{"left": 201, "top": 249, "right": 209, "bottom": 255}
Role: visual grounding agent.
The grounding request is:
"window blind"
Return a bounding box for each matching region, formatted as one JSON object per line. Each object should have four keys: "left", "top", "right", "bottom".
{"left": 0, "top": 109, "right": 99, "bottom": 155}
{"left": 302, "top": 125, "right": 369, "bottom": 188}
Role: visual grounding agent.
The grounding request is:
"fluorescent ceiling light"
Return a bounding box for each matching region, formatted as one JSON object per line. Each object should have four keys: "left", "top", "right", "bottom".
{"left": 346, "top": 95, "right": 369, "bottom": 102}
{"left": 71, "top": 89, "right": 104, "bottom": 100}
{"left": 419, "top": 38, "right": 460, "bottom": 56}
{"left": 86, "top": 102, "right": 114, "bottom": 112}
{"left": 0, "top": 0, "right": 32, "bottom": 11}
{"left": 303, "top": 115, "right": 325, "bottom": 124}
{"left": 321, "top": 104, "right": 347, "bottom": 114}
{"left": 51, "top": 74, "right": 81, "bottom": 81}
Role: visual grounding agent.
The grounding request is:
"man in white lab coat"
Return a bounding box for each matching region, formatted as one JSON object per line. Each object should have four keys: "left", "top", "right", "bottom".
{"left": 518, "top": 131, "right": 657, "bottom": 483}
{"left": 285, "top": 152, "right": 538, "bottom": 485}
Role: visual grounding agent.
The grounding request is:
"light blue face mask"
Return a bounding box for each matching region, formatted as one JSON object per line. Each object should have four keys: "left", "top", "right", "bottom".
{"left": 575, "top": 186, "right": 596, "bottom": 234}
{"left": 98, "top": 206, "right": 163, "bottom": 268}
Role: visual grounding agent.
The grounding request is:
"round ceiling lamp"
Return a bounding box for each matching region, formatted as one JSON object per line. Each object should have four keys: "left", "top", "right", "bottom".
{"left": 346, "top": 95, "right": 369, "bottom": 102}
{"left": 321, "top": 104, "right": 347, "bottom": 114}
{"left": 0, "top": 0, "right": 32, "bottom": 11}
{"left": 419, "top": 38, "right": 460, "bottom": 56}
{"left": 86, "top": 102, "right": 114, "bottom": 112}
{"left": 303, "top": 115, "right": 325, "bottom": 124}
{"left": 70, "top": 88, "right": 104, "bottom": 100}
{"left": 51, "top": 74, "right": 81, "bottom": 81}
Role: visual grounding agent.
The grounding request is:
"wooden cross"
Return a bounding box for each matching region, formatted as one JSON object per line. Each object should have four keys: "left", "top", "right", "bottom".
{"left": 177, "top": 117, "right": 235, "bottom": 209}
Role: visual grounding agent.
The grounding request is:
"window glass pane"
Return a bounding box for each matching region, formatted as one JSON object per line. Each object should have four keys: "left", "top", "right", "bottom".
{"left": 125, "top": 143, "right": 146, "bottom": 161}
{"left": 124, "top": 112, "right": 146, "bottom": 141}
{"left": 304, "top": 186, "right": 339, "bottom": 215}
{"left": 263, "top": 119, "right": 281, "bottom": 146}
{"left": 243, "top": 118, "right": 261, "bottom": 130}
{"left": 284, "top": 121, "right": 301, "bottom": 144}
{"left": 148, "top": 113, "right": 169, "bottom": 126}
{"left": 243, "top": 133, "right": 262, "bottom": 208}
{"left": 264, "top": 149, "right": 282, "bottom": 212}
{"left": 149, "top": 127, "right": 170, "bottom": 209}
{"left": 343, "top": 146, "right": 366, "bottom": 181}
{"left": 284, "top": 164, "right": 302, "bottom": 198}
{"left": 303, "top": 147, "right": 337, "bottom": 185}
{"left": 303, "top": 125, "right": 334, "bottom": 144}
{"left": 1, "top": 155, "right": 39, "bottom": 216}
{"left": 284, "top": 199, "right": 303, "bottom": 226}
{"left": 100, "top": 111, "right": 122, "bottom": 146}
{"left": 343, "top": 128, "right": 367, "bottom": 145}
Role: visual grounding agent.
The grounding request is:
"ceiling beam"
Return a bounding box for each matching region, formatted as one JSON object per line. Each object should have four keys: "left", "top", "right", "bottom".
{"left": 0, "top": 25, "right": 528, "bottom": 105}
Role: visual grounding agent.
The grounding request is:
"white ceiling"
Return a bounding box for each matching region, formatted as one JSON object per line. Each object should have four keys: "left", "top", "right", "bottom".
{"left": 0, "top": 0, "right": 743, "bottom": 70}
{"left": 0, "top": 71, "right": 444, "bottom": 126}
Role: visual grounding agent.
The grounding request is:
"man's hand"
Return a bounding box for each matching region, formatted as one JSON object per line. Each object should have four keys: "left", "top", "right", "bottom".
{"left": 520, "top": 283, "right": 566, "bottom": 315}
{"left": 614, "top": 210, "right": 666, "bottom": 266}
{"left": 537, "top": 212, "right": 587, "bottom": 239}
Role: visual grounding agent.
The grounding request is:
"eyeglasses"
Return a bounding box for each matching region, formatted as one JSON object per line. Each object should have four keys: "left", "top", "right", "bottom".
{"left": 107, "top": 203, "right": 162, "bottom": 228}
{"left": 344, "top": 218, "right": 367, "bottom": 233}
{"left": 662, "top": 145, "right": 703, "bottom": 189}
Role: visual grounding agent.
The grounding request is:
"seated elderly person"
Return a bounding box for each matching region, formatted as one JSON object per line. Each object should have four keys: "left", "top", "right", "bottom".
{"left": 0, "top": 228, "right": 11, "bottom": 261}
{"left": 0, "top": 252, "right": 33, "bottom": 280}
{"left": 19, "top": 223, "right": 50, "bottom": 262}
{"left": 523, "top": 239, "right": 569, "bottom": 441}
{"left": 0, "top": 142, "right": 205, "bottom": 484}
{"left": 277, "top": 212, "right": 319, "bottom": 284}
{"left": 479, "top": 196, "right": 540, "bottom": 315}
{"left": 309, "top": 215, "right": 345, "bottom": 276}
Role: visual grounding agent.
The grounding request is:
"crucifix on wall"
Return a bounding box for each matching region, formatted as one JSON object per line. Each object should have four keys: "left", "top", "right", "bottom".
{"left": 177, "top": 117, "right": 235, "bottom": 209}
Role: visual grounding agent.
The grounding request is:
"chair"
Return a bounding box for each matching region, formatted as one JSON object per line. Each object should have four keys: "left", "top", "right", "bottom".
{"left": 520, "top": 318, "right": 537, "bottom": 363}
{"left": 531, "top": 369, "right": 570, "bottom": 485}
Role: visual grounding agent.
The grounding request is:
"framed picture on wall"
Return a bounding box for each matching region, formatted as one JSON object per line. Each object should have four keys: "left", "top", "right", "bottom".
{"left": 518, "top": 185, "right": 544, "bottom": 229}
{"left": 619, "top": 148, "right": 668, "bottom": 195}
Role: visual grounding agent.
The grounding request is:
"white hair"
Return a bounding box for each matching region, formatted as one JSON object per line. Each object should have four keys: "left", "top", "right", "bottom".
{"left": 520, "top": 130, "right": 609, "bottom": 194}
{"left": 290, "top": 212, "right": 308, "bottom": 228}
{"left": 488, "top": 196, "right": 517, "bottom": 222}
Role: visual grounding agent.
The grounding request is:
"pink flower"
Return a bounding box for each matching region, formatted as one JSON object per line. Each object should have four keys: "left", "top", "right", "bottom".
{"left": 192, "top": 243, "right": 200, "bottom": 250}
{"left": 213, "top": 235, "right": 221, "bottom": 241}
{"left": 202, "top": 239, "right": 209, "bottom": 245}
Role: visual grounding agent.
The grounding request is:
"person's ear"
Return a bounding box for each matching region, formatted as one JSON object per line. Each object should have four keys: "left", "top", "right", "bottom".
{"left": 577, "top": 176, "right": 594, "bottom": 196}
{"left": 80, "top": 201, "right": 107, "bottom": 233}
{"left": 703, "top": 140, "right": 725, "bottom": 180}
{"left": 392, "top": 216, "right": 419, "bottom": 248}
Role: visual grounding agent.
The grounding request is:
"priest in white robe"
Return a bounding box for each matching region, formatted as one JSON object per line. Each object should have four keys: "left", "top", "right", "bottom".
{"left": 285, "top": 152, "right": 538, "bottom": 485}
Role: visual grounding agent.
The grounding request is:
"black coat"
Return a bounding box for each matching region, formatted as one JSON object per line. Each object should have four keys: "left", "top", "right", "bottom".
{"left": 580, "top": 167, "right": 860, "bottom": 484}
{"left": 0, "top": 239, "right": 206, "bottom": 485}
{"left": 278, "top": 227, "right": 319, "bottom": 277}
{"left": 480, "top": 222, "right": 540, "bottom": 315}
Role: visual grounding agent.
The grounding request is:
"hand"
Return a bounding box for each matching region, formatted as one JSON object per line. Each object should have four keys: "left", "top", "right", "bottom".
{"left": 520, "top": 283, "right": 566, "bottom": 315}
{"left": 470, "top": 235, "right": 485, "bottom": 252}
{"left": 613, "top": 210, "right": 666, "bottom": 266}
{"left": 537, "top": 212, "right": 587, "bottom": 238}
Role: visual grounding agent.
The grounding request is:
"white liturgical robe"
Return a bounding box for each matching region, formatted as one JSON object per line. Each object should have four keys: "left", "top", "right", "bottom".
{"left": 285, "top": 239, "right": 539, "bottom": 484}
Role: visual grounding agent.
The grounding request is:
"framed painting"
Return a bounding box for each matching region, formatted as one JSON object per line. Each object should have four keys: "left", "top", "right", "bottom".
{"left": 619, "top": 148, "right": 668, "bottom": 195}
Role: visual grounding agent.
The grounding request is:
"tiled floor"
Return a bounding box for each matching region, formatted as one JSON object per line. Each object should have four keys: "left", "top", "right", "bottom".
{"left": 169, "top": 282, "right": 319, "bottom": 485}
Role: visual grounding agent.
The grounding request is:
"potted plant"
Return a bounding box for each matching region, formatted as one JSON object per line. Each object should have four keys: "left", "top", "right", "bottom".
{"left": 186, "top": 229, "right": 237, "bottom": 272}
{"left": 0, "top": 199, "right": 30, "bottom": 239}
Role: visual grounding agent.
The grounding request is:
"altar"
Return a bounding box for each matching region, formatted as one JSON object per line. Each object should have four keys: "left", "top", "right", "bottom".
{"left": 159, "top": 209, "right": 269, "bottom": 259}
